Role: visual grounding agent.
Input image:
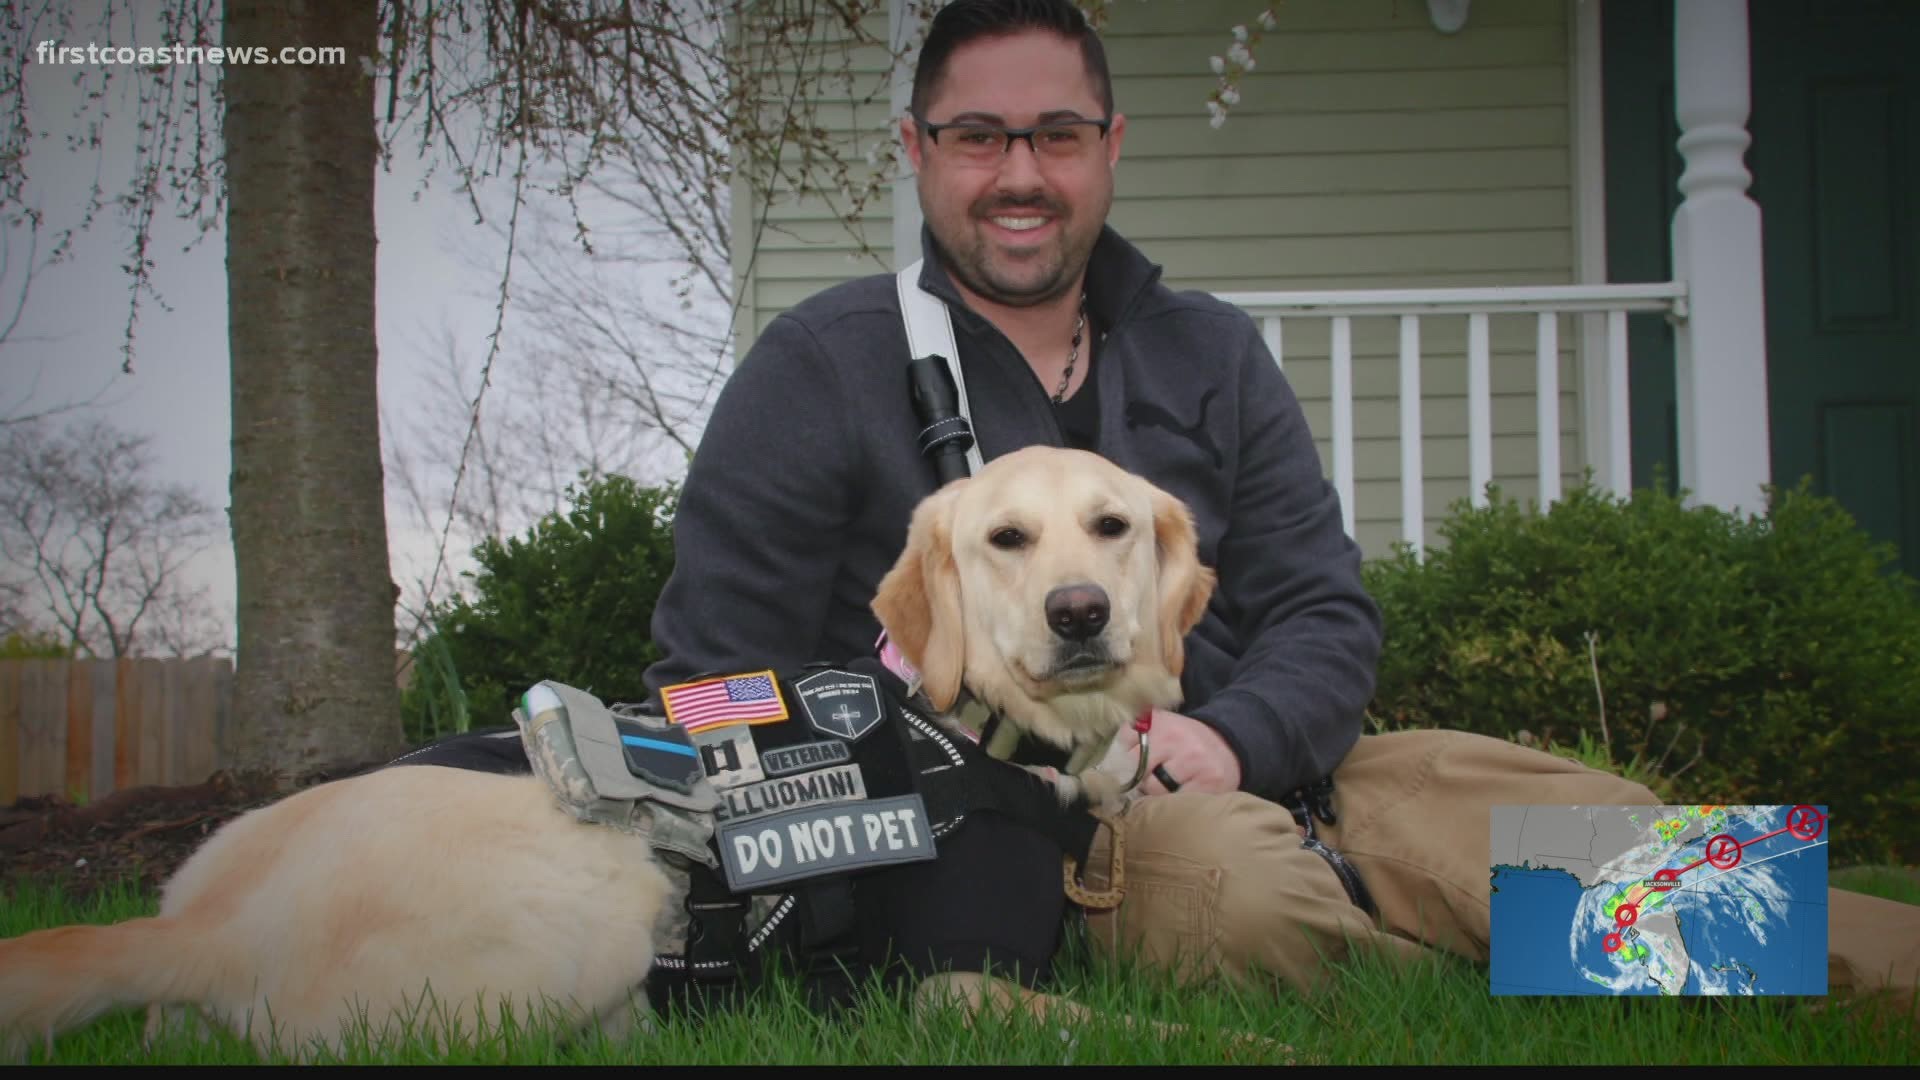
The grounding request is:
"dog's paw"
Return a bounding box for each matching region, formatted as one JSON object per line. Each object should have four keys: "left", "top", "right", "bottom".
{"left": 1018, "top": 764, "right": 1129, "bottom": 815}
{"left": 1017, "top": 764, "right": 1086, "bottom": 810}
{"left": 1073, "top": 769, "right": 1129, "bottom": 816}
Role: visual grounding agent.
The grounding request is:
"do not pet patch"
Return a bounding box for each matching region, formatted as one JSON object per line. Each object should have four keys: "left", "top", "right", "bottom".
{"left": 717, "top": 794, "right": 936, "bottom": 891}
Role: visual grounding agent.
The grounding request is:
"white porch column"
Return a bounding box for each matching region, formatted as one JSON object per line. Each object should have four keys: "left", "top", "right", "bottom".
{"left": 1670, "top": 0, "right": 1771, "bottom": 513}
{"left": 889, "top": 0, "right": 926, "bottom": 271}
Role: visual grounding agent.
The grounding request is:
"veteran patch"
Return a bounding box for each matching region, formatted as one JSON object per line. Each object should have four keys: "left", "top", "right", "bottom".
{"left": 717, "top": 794, "right": 936, "bottom": 891}
{"left": 714, "top": 763, "right": 867, "bottom": 824}
{"left": 760, "top": 739, "right": 853, "bottom": 778}
{"left": 793, "top": 669, "right": 885, "bottom": 742}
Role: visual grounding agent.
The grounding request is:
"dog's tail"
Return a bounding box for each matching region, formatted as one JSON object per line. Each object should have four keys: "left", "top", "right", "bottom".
{"left": 0, "top": 916, "right": 202, "bottom": 1057}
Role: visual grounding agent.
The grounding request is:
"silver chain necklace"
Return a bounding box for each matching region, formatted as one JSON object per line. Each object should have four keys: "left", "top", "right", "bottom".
{"left": 1051, "top": 297, "right": 1088, "bottom": 405}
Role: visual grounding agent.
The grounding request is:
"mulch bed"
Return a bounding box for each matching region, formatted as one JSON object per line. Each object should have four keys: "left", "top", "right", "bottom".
{"left": 1, "top": 762, "right": 382, "bottom": 905}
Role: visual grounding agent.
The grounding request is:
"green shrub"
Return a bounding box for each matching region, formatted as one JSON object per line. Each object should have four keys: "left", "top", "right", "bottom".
{"left": 1363, "top": 477, "right": 1920, "bottom": 866}
{"left": 401, "top": 474, "right": 680, "bottom": 747}
{"left": 0, "top": 630, "right": 70, "bottom": 659}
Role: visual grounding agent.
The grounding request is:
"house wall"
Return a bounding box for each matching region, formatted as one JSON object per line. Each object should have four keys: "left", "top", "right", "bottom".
{"left": 730, "top": 0, "right": 1583, "bottom": 560}
{"left": 727, "top": 6, "right": 901, "bottom": 354}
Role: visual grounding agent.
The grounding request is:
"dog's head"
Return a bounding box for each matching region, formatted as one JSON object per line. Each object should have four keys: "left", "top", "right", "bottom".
{"left": 871, "top": 446, "right": 1216, "bottom": 728}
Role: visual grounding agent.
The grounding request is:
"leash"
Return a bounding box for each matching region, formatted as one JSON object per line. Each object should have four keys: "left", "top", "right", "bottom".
{"left": 1287, "top": 776, "right": 1378, "bottom": 918}
{"left": 1061, "top": 709, "right": 1153, "bottom": 911}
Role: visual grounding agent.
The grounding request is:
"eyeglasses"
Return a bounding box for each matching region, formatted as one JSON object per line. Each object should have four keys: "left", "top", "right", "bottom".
{"left": 911, "top": 112, "right": 1112, "bottom": 164}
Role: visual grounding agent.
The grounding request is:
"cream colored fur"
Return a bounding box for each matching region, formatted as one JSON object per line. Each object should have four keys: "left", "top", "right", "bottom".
{"left": 871, "top": 446, "right": 1217, "bottom": 810}
{"left": 0, "top": 764, "right": 672, "bottom": 1060}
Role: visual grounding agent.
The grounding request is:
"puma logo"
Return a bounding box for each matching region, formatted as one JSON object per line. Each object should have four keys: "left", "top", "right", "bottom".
{"left": 1125, "top": 388, "right": 1223, "bottom": 470}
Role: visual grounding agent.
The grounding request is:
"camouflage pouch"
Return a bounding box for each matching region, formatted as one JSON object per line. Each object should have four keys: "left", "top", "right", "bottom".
{"left": 513, "top": 680, "right": 723, "bottom": 870}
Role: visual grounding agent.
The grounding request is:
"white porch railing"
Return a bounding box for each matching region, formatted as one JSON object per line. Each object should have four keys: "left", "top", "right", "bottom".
{"left": 1215, "top": 283, "right": 1690, "bottom": 555}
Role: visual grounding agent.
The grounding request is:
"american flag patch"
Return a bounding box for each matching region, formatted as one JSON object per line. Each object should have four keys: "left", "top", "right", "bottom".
{"left": 661, "top": 670, "right": 789, "bottom": 733}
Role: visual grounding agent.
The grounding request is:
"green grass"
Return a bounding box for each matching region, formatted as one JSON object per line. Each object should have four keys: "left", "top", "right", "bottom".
{"left": 1830, "top": 865, "right": 1920, "bottom": 907}
{"left": 5, "top": 873, "right": 1915, "bottom": 1065}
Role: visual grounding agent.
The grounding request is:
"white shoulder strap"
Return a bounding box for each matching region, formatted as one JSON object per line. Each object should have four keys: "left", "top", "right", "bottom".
{"left": 896, "top": 259, "right": 985, "bottom": 476}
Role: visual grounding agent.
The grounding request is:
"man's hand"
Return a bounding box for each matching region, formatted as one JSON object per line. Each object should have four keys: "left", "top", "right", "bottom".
{"left": 1124, "top": 708, "right": 1241, "bottom": 795}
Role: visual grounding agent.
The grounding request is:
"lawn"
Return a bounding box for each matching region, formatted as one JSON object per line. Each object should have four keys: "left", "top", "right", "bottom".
{"left": 4, "top": 868, "right": 1914, "bottom": 1065}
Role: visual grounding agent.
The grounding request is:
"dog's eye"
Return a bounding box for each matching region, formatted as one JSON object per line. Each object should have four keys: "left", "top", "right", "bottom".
{"left": 989, "top": 526, "right": 1027, "bottom": 550}
{"left": 1095, "top": 515, "right": 1129, "bottom": 538}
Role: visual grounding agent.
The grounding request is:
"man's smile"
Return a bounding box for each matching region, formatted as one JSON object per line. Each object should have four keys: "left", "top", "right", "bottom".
{"left": 983, "top": 211, "right": 1060, "bottom": 242}
{"left": 990, "top": 215, "right": 1049, "bottom": 231}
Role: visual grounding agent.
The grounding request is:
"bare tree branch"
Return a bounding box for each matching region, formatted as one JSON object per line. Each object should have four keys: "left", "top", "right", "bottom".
{"left": 0, "top": 416, "right": 225, "bottom": 656}
{"left": 0, "top": 208, "right": 129, "bottom": 427}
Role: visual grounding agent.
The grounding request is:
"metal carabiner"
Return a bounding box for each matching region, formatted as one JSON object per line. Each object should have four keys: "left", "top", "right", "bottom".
{"left": 1124, "top": 709, "right": 1154, "bottom": 792}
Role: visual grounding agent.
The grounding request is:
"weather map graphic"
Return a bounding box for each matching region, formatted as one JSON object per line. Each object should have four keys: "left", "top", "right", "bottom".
{"left": 1490, "top": 804, "right": 1828, "bottom": 995}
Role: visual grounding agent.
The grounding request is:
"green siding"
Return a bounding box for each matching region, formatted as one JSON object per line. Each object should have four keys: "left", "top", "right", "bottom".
{"left": 729, "top": 6, "right": 900, "bottom": 356}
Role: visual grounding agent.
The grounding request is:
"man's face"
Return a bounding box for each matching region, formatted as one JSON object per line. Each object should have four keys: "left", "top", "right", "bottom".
{"left": 901, "top": 30, "right": 1126, "bottom": 309}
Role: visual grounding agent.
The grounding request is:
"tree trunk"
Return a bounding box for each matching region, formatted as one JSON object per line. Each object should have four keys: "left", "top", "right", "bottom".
{"left": 224, "top": 0, "right": 403, "bottom": 781}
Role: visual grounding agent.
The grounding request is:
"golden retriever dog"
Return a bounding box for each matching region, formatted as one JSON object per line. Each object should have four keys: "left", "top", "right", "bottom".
{"left": 0, "top": 763, "right": 676, "bottom": 1060}
{"left": 872, "top": 445, "right": 1216, "bottom": 811}
{"left": 0, "top": 446, "right": 1227, "bottom": 1062}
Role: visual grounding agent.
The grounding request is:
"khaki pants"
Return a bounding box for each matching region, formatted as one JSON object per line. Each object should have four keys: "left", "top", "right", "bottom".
{"left": 1075, "top": 729, "right": 1920, "bottom": 999}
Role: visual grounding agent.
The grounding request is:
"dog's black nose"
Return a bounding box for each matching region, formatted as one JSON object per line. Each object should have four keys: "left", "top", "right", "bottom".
{"left": 1045, "top": 584, "right": 1110, "bottom": 641}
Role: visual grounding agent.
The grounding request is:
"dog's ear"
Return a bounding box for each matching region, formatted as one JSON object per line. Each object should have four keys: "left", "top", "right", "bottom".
{"left": 1151, "top": 485, "right": 1216, "bottom": 676}
{"left": 871, "top": 483, "right": 968, "bottom": 710}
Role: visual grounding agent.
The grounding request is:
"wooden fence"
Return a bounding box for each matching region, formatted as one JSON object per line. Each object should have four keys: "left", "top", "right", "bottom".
{"left": 0, "top": 657, "right": 234, "bottom": 804}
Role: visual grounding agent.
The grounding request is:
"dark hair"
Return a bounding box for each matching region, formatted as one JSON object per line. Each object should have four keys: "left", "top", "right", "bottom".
{"left": 910, "top": 0, "right": 1115, "bottom": 119}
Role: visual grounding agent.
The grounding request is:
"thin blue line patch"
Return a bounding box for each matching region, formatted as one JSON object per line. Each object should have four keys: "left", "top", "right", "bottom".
{"left": 622, "top": 733, "right": 699, "bottom": 757}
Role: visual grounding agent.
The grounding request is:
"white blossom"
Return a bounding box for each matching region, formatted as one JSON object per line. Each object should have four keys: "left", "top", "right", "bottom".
{"left": 1209, "top": 54, "right": 1225, "bottom": 74}
{"left": 1232, "top": 24, "right": 1248, "bottom": 42}
{"left": 1257, "top": 9, "right": 1279, "bottom": 31}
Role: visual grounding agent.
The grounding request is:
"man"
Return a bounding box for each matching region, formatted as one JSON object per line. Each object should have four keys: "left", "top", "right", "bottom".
{"left": 644, "top": 0, "right": 1377, "bottom": 994}
{"left": 650, "top": 0, "right": 1375, "bottom": 809}
{"left": 644, "top": 0, "right": 1918, "bottom": 1011}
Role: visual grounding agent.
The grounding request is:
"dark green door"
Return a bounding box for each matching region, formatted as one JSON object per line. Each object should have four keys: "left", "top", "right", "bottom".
{"left": 1751, "top": 0, "right": 1919, "bottom": 579}
{"left": 1605, "top": 0, "right": 1920, "bottom": 578}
